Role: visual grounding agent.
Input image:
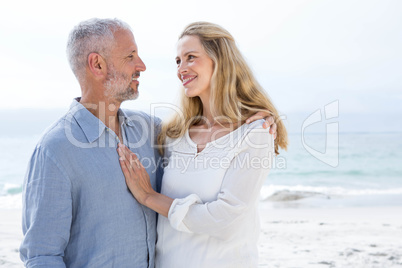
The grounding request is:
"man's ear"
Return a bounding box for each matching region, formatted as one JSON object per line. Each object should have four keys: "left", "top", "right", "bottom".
{"left": 88, "top": 53, "right": 107, "bottom": 78}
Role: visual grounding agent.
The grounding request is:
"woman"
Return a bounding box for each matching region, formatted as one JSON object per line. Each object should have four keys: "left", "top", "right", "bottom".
{"left": 118, "top": 22, "right": 288, "bottom": 267}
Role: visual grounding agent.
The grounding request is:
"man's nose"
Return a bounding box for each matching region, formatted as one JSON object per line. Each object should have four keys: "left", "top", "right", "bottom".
{"left": 136, "top": 57, "right": 146, "bottom": 72}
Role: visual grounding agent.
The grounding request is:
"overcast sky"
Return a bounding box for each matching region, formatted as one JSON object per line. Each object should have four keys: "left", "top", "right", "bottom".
{"left": 1, "top": 0, "right": 401, "bottom": 132}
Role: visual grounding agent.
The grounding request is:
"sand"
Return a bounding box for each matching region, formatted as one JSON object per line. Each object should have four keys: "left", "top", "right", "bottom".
{"left": 2, "top": 204, "right": 402, "bottom": 268}
{"left": 258, "top": 203, "right": 402, "bottom": 267}
{"left": 0, "top": 209, "right": 22, "bottom": 268}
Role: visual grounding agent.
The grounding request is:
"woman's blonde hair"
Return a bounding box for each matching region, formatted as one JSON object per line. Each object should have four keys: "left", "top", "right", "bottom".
{"left": 158, "top": 21, "right": 288, "bottom": 155}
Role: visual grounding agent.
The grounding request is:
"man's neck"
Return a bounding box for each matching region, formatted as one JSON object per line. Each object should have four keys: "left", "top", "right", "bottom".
{"left": 79, "top": 97, "right": 122, "bottom": 137}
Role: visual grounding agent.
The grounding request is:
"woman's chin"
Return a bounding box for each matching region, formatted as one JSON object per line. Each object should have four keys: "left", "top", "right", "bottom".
{"left": 184, "top": 89, "right": 197, "bottom": 98}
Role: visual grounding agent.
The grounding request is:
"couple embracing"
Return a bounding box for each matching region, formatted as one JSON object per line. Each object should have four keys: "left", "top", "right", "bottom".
{"left": 20, "top": 18, "right": 287, "bottom": 268}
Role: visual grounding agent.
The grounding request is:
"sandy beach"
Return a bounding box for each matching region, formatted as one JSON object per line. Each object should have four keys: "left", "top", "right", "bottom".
{"left": 258, "top": 202, "right": 402, "bottom": 268}
{"left": 2, "top": 203, "right": 402, "bottom": 268}
{"left": 0, "top": 209, "right": 22, "bottom": 268}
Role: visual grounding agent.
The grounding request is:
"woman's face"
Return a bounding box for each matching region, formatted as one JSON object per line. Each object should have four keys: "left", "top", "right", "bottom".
{"left": 176, "top": 35, "right": 214, "bottom": 100}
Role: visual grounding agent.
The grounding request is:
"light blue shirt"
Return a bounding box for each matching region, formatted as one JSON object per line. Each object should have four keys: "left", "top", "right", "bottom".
{"left": 20, "top": 99, "right": 163, "bottom": 268}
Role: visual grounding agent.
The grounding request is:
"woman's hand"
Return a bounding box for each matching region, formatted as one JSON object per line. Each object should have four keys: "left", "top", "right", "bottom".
{"left": 117, "top": 143, "right": 174, "bottom": 217}
{"left": 117, "top": 143, "right": 155, "bottom": 205}
{"left": 245, "top": 111, "right": 277, "bottom": 139}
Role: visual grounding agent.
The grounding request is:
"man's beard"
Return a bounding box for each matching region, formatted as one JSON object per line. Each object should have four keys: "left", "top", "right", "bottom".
{"left": 104, "top": 65, "right": 138, "bottom": 102}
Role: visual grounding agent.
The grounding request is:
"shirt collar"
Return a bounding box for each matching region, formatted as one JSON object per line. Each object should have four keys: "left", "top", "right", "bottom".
{"left": 68, "top": 98, "right": 107, "bottom": 143}
{"left": 118, "top": 108, "right": 136, "bottom": 127}
{"left": 68, "top": 98, "right": 137, "bottom": 143}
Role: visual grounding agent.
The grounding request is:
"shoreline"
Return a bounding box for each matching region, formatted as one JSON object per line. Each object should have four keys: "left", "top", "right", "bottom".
{"left": 2, "top": 204, "right": 402, "bottom": 267}
{"left": 261, "top": 192, "right": 402, "bottom": 209}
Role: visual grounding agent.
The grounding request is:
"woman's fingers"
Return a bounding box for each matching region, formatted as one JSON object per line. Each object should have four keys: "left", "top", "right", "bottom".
{"left": 128, "top": 152, "right": 143, "bottom": 171}
{"left": 119, "top": 144, "right": 135, "bottom": 165}
{"left": 116, "top": 144, "right": 154, "bottom": 205}
{"left": 118, "top": 144, "right": 134, "bottom": 177}
{"left": 121, "top": 158, "right": 132, "bottom": 178}
{"left": 118, "top": 144, "right": 149, "bottom": 180}
{"left": 120, "top": 152, "right": 133, "bottom": 178}
{"left": 119, "top": 155, "right": 132, "bottom": 182}
{"left": 118, "top": 144, "right": 145, "bottom": 175}
{"left": 122, "top": 144, "right": 133, "bottom": 162}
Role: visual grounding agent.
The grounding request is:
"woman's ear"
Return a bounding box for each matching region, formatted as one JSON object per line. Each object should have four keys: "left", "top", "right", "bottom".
{"left": 87, "top": 53, "right": 107, "bottom": 79}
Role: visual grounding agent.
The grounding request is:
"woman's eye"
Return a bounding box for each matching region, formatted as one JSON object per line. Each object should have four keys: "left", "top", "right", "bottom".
{"left": 176, "top": 59, "right": 181, "bottom": 65}
{"left": 188, "top": 55, "right": 195, "bottom": 60}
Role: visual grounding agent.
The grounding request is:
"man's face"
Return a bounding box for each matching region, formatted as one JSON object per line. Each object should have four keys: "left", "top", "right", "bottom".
{"left": 104, "top": 29, "right": 146, "bottom": 102}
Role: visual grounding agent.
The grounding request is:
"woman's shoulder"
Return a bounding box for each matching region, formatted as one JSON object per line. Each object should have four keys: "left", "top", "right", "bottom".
{"left": 239, "top": 119, "right": 267, "bottom": 138}
{"left": 238, "top": 119, "right": 274, "bottom": 150}
{"left": 245, "top": 119, "right": 266, "bottom": 130}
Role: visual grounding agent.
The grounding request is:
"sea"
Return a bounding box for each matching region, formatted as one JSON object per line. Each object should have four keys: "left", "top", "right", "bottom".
{"left": 1, "top": 110, "right": 402, "bottom": 209}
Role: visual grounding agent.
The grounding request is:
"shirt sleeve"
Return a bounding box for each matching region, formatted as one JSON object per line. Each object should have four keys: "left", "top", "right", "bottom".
{"left": 167, "top": 124, "right": 274, "bottom": 240}
{"left": 20, "top": 145, "right": 72, "bottom": 267}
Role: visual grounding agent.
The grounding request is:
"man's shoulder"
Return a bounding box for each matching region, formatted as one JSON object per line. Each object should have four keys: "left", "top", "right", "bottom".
{"left": 36, "top": 113, "right": 75, "bottom": 149}
{"left": 122, "top": 109, "right": 162, "bottom": 126}
{"left": 122, "top": 109, "right": 150, "bottom": 119}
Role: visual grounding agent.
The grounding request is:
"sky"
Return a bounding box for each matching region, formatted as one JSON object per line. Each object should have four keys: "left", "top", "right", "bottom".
{"left": 1, "top": 0, "right": 401, "bottom": 133}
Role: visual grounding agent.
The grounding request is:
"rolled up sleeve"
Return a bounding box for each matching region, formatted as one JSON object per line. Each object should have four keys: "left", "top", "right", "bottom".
{"left": 167, "top": 127, "right": 274, "bottom": 240}
{"left": 20, "top": 145, "right": 72, "bottom": 268}
{"left": 168, "top": 194, "right": 203, "bottom": 233}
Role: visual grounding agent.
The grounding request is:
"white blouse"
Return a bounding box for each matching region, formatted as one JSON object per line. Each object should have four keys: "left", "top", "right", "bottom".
{"left": 155, "top": 120, "right": 274, "bottom": 268}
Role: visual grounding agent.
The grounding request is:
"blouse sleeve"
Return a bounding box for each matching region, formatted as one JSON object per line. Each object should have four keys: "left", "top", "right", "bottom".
{"left": 167, "top": 123, "right": 274, "bottom": 240}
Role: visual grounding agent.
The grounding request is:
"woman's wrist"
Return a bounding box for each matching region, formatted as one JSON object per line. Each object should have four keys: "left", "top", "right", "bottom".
{"left": 141, "top": 191, "right": 173, "bottom": 218}
{"left": 141, "top": 190, "right": 157, "bottom": 206}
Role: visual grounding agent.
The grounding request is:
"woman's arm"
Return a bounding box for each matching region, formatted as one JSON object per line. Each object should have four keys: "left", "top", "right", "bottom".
{"left": 118, "top": 144, "right": 173, "bottom": 217}
{"left": 118, "top": 122, "right": 274, "bottom": 239}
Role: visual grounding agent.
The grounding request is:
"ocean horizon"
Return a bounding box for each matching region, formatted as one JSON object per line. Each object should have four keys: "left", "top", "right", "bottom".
{"left": 1, "top": 115, "right": 401, "bottom": 209}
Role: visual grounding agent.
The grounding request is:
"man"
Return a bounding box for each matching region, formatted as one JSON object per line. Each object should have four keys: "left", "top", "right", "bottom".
{"left": 20, "top": 18, "right": 277, "bottom": 267}
{"left": 20, "top": 18, "right": 162, "bottom": 268}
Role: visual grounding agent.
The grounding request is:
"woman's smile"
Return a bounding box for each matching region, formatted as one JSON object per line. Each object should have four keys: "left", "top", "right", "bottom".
{"left": 182, "top": 75, "right": 197, "bottom": 86}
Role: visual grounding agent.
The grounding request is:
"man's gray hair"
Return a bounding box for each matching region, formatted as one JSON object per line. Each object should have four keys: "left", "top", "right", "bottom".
{"left": 66, "top": 18, "right": 131, "bottom": 80}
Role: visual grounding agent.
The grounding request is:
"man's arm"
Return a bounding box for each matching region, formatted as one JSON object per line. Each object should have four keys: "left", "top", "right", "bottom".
{"left": 245, "top": 111, "right": 277, "bottom": 139}
{"left": 20, "top": 145, "right": 72, "bottom": 268}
